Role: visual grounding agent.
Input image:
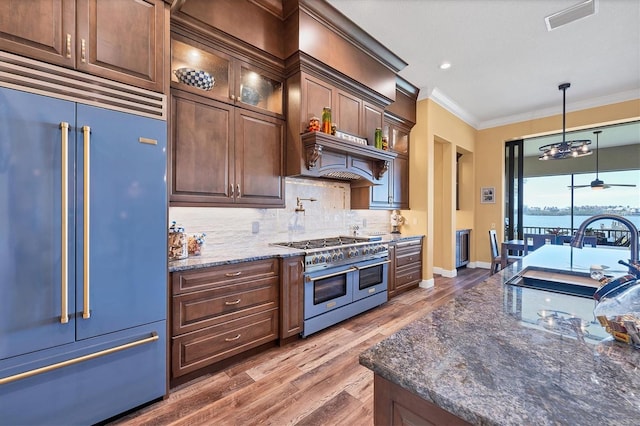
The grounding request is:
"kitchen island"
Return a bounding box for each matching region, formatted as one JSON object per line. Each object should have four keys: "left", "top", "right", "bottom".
{"left": 360, "top": 244, "right": 640, "bottom": 425}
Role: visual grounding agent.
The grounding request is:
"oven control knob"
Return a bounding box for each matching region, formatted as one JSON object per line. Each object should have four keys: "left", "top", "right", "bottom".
{"left": 319, "top": 254, "right": 326, "bottom": 263}
{"left": 349, "top": 249, "right": 357, "bottom": 258}
{"left": 311, "top": 256, "right": 318, "bottom": 264}
{"left": 332, "top": 252, "right": 338, "bottom": 261}
{"left": 337, "top": 252, "right": 344, "bottom": 260}
{"left": 363, "top": 247, "right": 369, "bottom": 255}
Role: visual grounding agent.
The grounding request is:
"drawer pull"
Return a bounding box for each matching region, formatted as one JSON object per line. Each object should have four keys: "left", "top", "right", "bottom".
{"left": 225, "top": 299, "right": 241, "bottom": 305}
{"left": 408, "top": 257, "right": 413, "bottom": 261}
{"left": 225, "top": 271, "right": 242, "bottom": 277}
{"left": 225, "top": 334, "right": 241, "bottom": 342}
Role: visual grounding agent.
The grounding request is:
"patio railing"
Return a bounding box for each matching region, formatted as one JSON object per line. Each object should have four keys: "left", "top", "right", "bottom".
{"left": 521, "top": 226, "right": 632, "bottom": 246}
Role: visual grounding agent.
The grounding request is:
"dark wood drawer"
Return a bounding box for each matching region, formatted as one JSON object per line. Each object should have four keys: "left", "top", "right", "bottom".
{"left": 396, "top": 248, "right": 422, "bottom": 268}
{"left": 171, "top": 308, "right": 278, "bottom": 378}
{"left": 172, "top": 276, "right": 279, "bottom": 335}
{"left": 395, "top": 264, "right": 422, "bottom": 289}
{"left": 172, "top": 258, "right": 279, "bottom": 295}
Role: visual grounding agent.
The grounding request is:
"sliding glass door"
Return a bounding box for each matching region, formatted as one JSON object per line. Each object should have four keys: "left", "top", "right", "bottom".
{"left": 506, "top": 121, "right": 639, "bottom": 246}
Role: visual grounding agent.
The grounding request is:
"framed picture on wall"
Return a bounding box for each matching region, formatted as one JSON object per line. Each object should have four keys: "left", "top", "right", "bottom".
{"left": 481, "top": 187, "right": 495, "bottom": 204}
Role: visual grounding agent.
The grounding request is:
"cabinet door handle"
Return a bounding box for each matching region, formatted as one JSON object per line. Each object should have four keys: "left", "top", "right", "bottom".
{"left": 230, "top": 184, "right": 234, "bottom": 197}
{"left": 225, "top": 334, "right": 241, "bottom": 342}
{"left": 82, "top": 125, "right": 91, "bottom": 319}
{"left": 65, "top": 34, "right": 72, "bottom": 59}
{"left": 81, "top": 39, "right": 86, "bottom": 63}
{"left": 224, "top": 299, "right": 241, "bottom": 305}
{"left": 60, "top": 122, "right": 70, "bottom": 324}
{"left": 225, "top": 271, "right": 242, "bottom": 277}
{"left": 236, "top": 184, "right": 241, "bottom": 198}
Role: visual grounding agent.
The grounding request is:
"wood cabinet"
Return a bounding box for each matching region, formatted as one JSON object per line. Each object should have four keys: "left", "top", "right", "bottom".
{"left": 169, "top": 89, "right": 285, "bottom": 207}
{"left": 170, "top": 34, "right": 284, "bottom": 118}
{"left": 351, "top": 114, "right": 411, "bottom": 210}
{"left": 279, "top": 256, "right": 304, "bottom": 343}
{"left": 388, "top": 237, "right": 423, "bottom": 299}
{"left": 0, "top": 0, "right": 166, "bottom": 92}
{"left": 300, "top": 73, "right": 383, "bottom": 144}
{"left": 169, "top": 31, "right": 285, "bottom": 207}
{"left": 171, "top": 259, "right": 280, "bottom": 379}
{"left": 374, "top": 374, "right": 471, "bottom": 425}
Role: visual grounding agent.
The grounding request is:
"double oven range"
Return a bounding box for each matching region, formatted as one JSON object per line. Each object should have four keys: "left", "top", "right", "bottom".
{"left": 272, "top": 236, "right": 389, "bottom": 337}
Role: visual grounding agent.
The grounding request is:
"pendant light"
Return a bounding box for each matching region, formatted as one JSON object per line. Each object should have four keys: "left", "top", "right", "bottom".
{"left": 538, "top": 83, "right": 593, "bottom": 160}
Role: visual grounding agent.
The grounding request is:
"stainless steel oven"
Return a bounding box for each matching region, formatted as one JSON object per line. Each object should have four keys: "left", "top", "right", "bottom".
{"left": 271, "top": 235, "right": 390, "bottom": 337}
{"left": 304, "top": 264, "right": 356, "bottom": 319}
{"left": 353, "top": 258, "right": 389, "bottom": 301}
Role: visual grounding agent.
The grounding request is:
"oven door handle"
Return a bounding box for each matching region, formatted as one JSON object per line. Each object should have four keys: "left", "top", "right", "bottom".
{"left": 355, "top": 260, "right": 390, "bottom": 269}
{"left": 306, "top": 267, "right": 358, "bottom": 282}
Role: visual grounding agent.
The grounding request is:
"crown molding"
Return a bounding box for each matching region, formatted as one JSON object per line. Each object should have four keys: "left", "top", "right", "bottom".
{"left": 424, "top": 86, "right": 639, "bottom": 131}
{"left": 428, "top": 87, "right": 480, "bottom": 129}
{"left": 477, "top": 89, "right": 640, "bottom": 130}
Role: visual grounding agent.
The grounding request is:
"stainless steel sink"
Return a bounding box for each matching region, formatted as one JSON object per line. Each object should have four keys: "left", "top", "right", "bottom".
{"left": 506, "top": 267, "right": 601, "bottom": 298}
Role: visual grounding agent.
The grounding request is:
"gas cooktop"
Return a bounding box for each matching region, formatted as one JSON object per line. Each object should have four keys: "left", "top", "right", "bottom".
{"left": 271, "top": 235, "right": 386, "bottom": 272}
{"left": 271, "top": 235, "right": 380, "bottom": 250}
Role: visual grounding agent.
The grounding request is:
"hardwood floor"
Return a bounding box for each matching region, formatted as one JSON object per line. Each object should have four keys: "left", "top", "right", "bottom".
{"left": 109, "top": 267, "right": 489, "bottom": 426}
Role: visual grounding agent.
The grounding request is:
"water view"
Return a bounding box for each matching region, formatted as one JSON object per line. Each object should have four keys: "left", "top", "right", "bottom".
{"left": 523, "top": 214, "right": 640, "bottom": 230}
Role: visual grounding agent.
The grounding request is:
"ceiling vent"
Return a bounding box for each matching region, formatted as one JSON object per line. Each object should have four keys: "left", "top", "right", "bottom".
{"left": 545, "top": 0, "right": 598, "bottom": 31}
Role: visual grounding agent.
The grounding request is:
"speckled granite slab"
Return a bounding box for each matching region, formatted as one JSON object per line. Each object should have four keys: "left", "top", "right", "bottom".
{"left": 168, "top": 244, "right": 304, "bottom": 272}
{"left": 168, "top": 234, "right": 423, "bottom": 272}
{"left": 360, "top": 245, "right": 640, "bottom": 425}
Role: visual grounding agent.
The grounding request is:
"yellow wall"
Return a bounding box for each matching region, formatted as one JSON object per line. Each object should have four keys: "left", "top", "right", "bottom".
{"left": 408, "top": 97, "right": 639, "bottom": 281}
{"left": 407, "top": 99, "right": 476, "bottom": 280}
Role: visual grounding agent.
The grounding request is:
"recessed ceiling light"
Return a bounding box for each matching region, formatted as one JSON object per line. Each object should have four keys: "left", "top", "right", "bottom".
{"left": 440, "top": 62, "right": 451, "bottom": 70}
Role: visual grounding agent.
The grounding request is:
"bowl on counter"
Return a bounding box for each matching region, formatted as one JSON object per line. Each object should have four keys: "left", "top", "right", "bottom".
{"left": 173, "top": 68, "right": 215, "bottom": 91}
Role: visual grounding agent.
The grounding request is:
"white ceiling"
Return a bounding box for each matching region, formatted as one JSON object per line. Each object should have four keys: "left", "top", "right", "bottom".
{"left": 326, "top": 0, "right": 640, "bottom": 130}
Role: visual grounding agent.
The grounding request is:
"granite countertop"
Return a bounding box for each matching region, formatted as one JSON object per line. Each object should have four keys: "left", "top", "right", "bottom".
{"left": 168, "top": 233, "right": 424, "bottom": 272}
{"left": 360, "top": 244, "right": 640, "bottom": 425}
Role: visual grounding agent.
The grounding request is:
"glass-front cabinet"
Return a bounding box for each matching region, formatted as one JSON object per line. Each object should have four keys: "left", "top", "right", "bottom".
{"left": 171, "top": 36, "right": 283, "bottom": 116}
{"left": 384, "top": 123, "right": 409, "bottom": 155}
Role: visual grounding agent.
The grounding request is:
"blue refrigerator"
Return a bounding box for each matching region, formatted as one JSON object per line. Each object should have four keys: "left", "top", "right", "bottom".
{"left": 0, "top": 85, "right": 167, "bottom": 424}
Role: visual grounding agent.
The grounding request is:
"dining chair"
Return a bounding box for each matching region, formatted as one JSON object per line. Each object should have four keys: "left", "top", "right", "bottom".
{"left": 524, "top": 234, "right": 557, "bottom": 251}
{"left": 489, "top": 229, "right": 521, "bottom": 275}
{"left": 557, "top": 235, "right": 573, "bottom": 245}
{"left": 583, "top": 235, "right": 597, "bottom": 247}
{"left": 556, "top": 234, "right": 597, "bottom": 247}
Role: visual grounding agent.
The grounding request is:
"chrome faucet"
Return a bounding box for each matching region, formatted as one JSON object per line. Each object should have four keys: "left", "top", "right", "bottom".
{"left": 295, "top": 197, "right": 317, "bottom": 213}
{"left": 571, "top": 214, "right": 639, "bottom": 273}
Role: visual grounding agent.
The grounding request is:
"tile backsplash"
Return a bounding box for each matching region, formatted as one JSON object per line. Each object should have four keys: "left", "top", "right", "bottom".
{"left": 169, "top": 177, "right": 392, "bottom": 246}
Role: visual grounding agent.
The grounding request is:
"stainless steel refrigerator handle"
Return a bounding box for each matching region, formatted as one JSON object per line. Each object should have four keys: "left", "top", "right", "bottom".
{"left": 83, "top": 125, "right": 91, "bottom": 319}
{"left": 60, "top": 122, "right": 69, "bottom": 324}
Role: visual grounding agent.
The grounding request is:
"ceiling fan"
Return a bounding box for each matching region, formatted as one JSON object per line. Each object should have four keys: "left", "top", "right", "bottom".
{"left": 571, "top": 130, "right": 637, "bottom": 190}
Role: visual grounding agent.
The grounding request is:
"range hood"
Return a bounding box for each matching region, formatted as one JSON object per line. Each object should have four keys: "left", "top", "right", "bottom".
{"left": 299, "top": 132, "right": 397, "bottom": 185}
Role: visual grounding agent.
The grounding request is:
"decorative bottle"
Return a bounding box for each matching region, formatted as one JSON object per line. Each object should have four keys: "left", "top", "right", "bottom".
{"left": 321, "top": 107, "right": 332, "bottom": 134}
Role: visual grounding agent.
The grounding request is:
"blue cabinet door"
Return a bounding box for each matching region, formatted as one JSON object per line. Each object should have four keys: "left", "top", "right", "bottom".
{"left": 75, "top": 105, "right": 167, "bottom": 339}
{"left": 0, "top": 87, "right": 77, "bottom": 359}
